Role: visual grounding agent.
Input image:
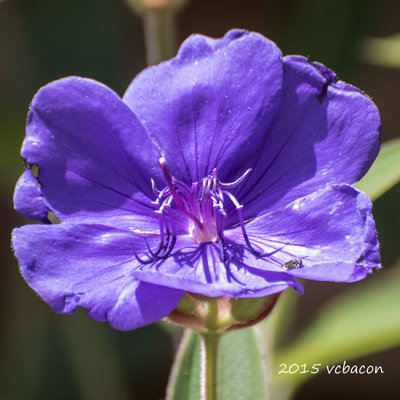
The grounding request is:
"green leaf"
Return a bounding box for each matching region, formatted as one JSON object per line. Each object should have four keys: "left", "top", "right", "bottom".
{"left": 166, "top": 330, "right": 202, "bottom": 400}
{"left": 355, "top": 138, "right": 400, "bottom": 200}
{"left": 273, "top": 262, "right": 400, "bottom": 388}
{"left": 218, "top": 327, "right": 267, "bottom": 399}
{"left": 166, "top": 327, "right": 268, "bottom": 400}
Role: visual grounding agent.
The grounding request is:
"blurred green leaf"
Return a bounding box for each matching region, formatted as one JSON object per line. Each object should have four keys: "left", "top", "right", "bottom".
{"left": 359, "top": 34, "right": 400, "bottom": 69}
{"left": 273, "top": 262, "right": 400, "bottom": 388}
{"left": 167, "top": 327, "right": 268, "bottom": 400}
{"left": 166, "top": 330, "right": 202, "bottom": 400}
{"left": 355, "top": 138, "right": 400, "bottom": 200}
{"left": 260, "top": 289, "right": 299, "bottom": 351}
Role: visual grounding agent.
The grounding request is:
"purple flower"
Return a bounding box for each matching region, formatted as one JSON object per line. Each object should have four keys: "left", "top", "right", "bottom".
{"left": 12, "top": 30, "right": 381, "bottom": 331}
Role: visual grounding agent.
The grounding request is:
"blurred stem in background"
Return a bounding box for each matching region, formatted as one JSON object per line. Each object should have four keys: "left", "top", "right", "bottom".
{"left": 142, "top": 6, "right": 177, "bottom": 65}
{"left": 123, "top": 0, "right": 189, "bottom": 65}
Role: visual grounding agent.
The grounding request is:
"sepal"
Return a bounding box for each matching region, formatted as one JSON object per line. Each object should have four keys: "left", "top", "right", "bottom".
{"left": 168, "top": 292, "right": 280, "bottom": 333}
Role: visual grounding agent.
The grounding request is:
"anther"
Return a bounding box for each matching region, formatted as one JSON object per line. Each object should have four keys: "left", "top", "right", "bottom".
{"left": 217, "top": 233, "right": 228, "bottom": 265}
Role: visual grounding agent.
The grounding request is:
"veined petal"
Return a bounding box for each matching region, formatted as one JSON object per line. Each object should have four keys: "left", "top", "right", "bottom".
{"left": 131, "top": 235, "right": 302, "bottom": 298}
{"left": 234, "top": 56, "right": 381, "bottom": 219}
{"left": 21, "top": 77, "right": 163, "bottom": 227}
{"left": 12, "top": 223, "right": 183, "bottom": 330}
{"left": 226, "top": 184, "right": 381, "bottom": 283}
{"left": 123, "top": 29, "right": 283, "bottom": 183}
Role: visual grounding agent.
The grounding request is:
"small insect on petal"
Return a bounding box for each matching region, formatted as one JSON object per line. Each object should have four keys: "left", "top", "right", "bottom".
{"left": 283, "top": 259, "right": 302, "bottom": 270}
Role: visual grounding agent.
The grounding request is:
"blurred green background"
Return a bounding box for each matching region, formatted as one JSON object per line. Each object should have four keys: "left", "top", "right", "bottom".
{"left": 1, "top": 0, "right": 399, "bottom": 399}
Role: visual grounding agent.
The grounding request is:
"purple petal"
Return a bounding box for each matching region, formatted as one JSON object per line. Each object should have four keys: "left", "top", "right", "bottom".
{"left": 234, "top": 56, "right": 381, "bottom": 220}
{"left": 123, "top": 30, "right": 283, "bottom": 183}
{"left": 14, "top": 168, "right": 50, "bottom": 222}
{"left": 21, "top": 76, "right": 163, "bottom": 227}
{"left": 226, "top": 184, "right": 381, "bottom": 283}
{"left": 12, "top": 223, "right": 183, "bottom": 330}
{"left": 131, "top": 235, "right": 302, "bottom": 298}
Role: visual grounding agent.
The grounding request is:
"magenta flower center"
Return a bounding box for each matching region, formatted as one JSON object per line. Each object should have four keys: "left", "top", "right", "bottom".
{"left": 154, "top": 157, "right": 251, "bottom": 244}
{"left": 135, "top": 158, "right": 298, "bottom": 266}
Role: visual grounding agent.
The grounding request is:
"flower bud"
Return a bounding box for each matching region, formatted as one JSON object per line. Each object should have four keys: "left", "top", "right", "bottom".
{"left": 167, "top": 292, "right": 281, "bottom": 333}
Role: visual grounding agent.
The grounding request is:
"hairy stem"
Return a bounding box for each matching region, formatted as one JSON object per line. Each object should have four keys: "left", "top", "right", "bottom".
{"left": 200, "top": 333, "right": 220, "bottom": 400}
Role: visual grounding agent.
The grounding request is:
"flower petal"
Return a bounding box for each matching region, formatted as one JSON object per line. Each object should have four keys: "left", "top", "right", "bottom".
{"left": 21, "top": 76, "right": 163, "bottom": 227}
{"left": 234, "top": 56, "right": 381, "bottom": 219}
{"left": 14, "top": 167, "right": 50, "bottom": 222}
{"left": 226, "top": 184, "right": 381, "bottom": 283}
{"left": 123, "top": 30, "right": 283, "bottom": 183}
{"left": 131, "top": 235, "right": 302, "bottom": 298}
{"left": 12, "top": 223, "right": 183, "bottom": 330}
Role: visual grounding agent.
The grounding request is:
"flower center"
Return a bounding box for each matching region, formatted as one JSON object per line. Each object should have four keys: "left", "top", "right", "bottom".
{"left": 133, "top": 158, "right": 302, "bottom": 268}
{"left": 153, "top": 158, "right": 251, "bottom": 244}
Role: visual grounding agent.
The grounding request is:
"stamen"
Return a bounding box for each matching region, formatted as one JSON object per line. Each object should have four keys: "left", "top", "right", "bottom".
{"left": 133, "top": 245, "right": 156, "bottom": 265}
{"left": 159, "top": 157, "right": 204, "bottom": 232}
{"left": 204, "top": 177, "right": 212, "bottom": 198}
{"left": 135, "top": 162, "right": 259, "bottom": 266}
{"left": 217, "top": 168, "right": 252, "bottom": 189}
{"left": 223, "top": 190, "right": 272, "bottom": 258}
{"left": 157, "top": 195, "right": 173, "bottom": 214}
{"left": 133, "top": 228, "right": 177, "bottom": 264}
{"left": 163, "top": 234, "right": 176, "bottom": 259}
{"left": 152, "top": 186, "right": 171, "bottom": 206}
{"left": 151, "top": 178, "right": 161, "bottom": 195}
{"left": 145, "top": 229, "right": 169, "bottom": 258}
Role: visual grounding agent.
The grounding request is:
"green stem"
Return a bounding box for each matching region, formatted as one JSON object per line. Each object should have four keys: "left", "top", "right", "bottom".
{"left": 201, "top": 333, "right": 220, "bottom": 400}
{"left": 142, "top": 7, "right": 177, "bottom": 65}
{"left": 200, "top": 297, "right": 221, "bottom": 399}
